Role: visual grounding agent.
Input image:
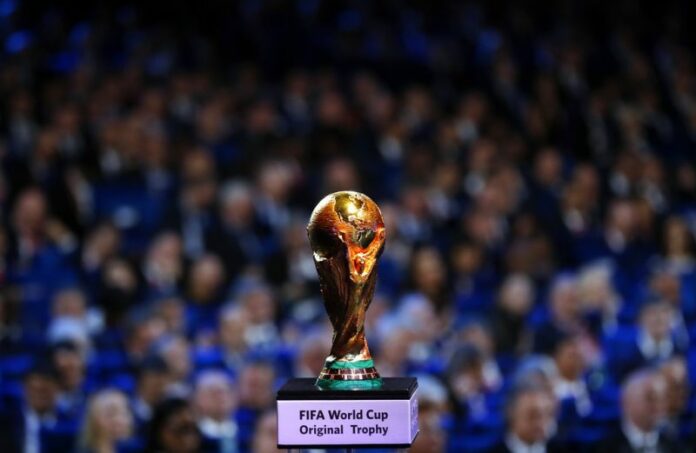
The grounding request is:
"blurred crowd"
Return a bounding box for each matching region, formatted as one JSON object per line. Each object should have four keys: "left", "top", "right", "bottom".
{"left": 1, "top": 1, "right": 696, "bottom": 452}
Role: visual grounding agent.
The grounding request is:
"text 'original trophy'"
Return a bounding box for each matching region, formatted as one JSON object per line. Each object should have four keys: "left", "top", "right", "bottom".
{"left": 276, "top": 191, "right": 419, "bottom": 449}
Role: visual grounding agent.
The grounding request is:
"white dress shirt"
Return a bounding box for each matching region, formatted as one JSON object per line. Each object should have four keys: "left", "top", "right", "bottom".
{"left": 622, "top": 420, "right": 660, "bottom": 453}
{"left": 638, "top": 331, "right": 673, "bottom": 361}
{"left": 505, "top": 433, "right": 546, "bottom": 453}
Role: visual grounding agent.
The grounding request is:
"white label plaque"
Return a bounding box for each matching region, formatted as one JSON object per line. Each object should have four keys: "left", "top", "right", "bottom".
{"left": 277, "top": 393, "right": 419, "bottom": 447}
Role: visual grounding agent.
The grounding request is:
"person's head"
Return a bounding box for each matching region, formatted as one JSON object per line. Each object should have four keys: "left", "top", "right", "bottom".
{"left": 23, "top": 362, "right": 59, "bottom": 415}
{"left": 219, "top": 181, "right": 255, "bottom": 229}
{"left": 409, "top": 247, "right": 447, "bottom": 297}
{"left": 51, "top": 340, "right": 85, "bottom": 391}
{"left": 649, "top": 270, "right": 681, "bottom": 307}
{"left": 551, "top": 332, "right": 586, "bottom": 381}
{"left": 251, "top": 410, "right": 278, "bottom": 453}
{"left": 12, "top": 187, "right": 47, "bottom": 237}
{"left": 81, "top": 389, "right": 133, "bottom": 450}
{"left": 498, "top": 273, "right": 535, "bottom": 316}
{"left": 181, "top": 149, "right": 217, "bottom": 210}
{"left": 156, "top": 335, "right": 192, "bottom": 382}
{"left": 124, "top": 311, "right": 166, "bottom": 359}
{"left": 577, "top": 263, "right": 617, "bottom": 313}
{"left": 147, "top": 398, "right": 201, "bottom": 453}
{"left": 136, "top": 356, "right": 170, "bottom": 405}
{"left": 447, "top": 345, "right": 485, "bottom": 399}
{"left": 145, "top": 232, "right": 183, "bottom": 285}
{"left": 548, "top": 274, "right": 579, "bottom": 324}
{"left": 52, "top": 288, "right": 87, "bottom": 319}
{"left": 621, "top": 369, "right": 667, "bottom": 432}
{"left": 154, "top": 297, "right": 186, "bottom": 334}
{"left": 193, "top": 370, "right": 237, "bottom": 422}
{"left": 507, "top": 384, "right": 557, "bottom": 445}
{"left": 238, "top": 361, "right": 275, "bottom": 410}
{"left": 534, "top": 148, "right": 563, "bottom": 187}
{"left": 256, "top": 159, "right": 294, "bottom": 203}
{"left": 456, "top": 319, "right": 494, "bottom": 357}
{"left": 295, "top": 330, "right": 330, "bottom": 378}
{"left": 639, "top": 299, "right": 674, "bottom": 341}
{"left": 450, "top": 241, "right": 483, "bottom": 275}
{"left": 410, "top": 376, "right": 448, "bottom": 453}
{"left": 218, "top": 305, "right": 249, "bottom": 352}
{"left": 323, "top": 157, "right": 360, "bottom": 193}
{"left": 659, "top": 357, "right": 689, "bottom": 417}
{"left": 662, "top": 215, "right": 695, "bottom": 258}
{"left": 83, "top": 222, "right": 120, "bottom": 266}
{"left": 239, "top": 286, "right": 276, "bottom": 325}
{"left": 187, "top": 254, "right": 225, "bottom": 304}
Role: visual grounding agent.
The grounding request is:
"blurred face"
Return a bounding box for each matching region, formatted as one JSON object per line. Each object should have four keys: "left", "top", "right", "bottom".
{"left": 412, "top": 249, "right": 446, "bottom": 295}
{"left": 624, "top": 375, "right": 666, "bottom": 432}
{"left": 160, "top": 408, "right": 201, "bottom": 453}
{"left": 189, "top": 255, "right": 224, "bottom": 303}
{"left": 662, "top": 360, "right": 689, "bottom": 416}
{"left": 53, "top": 290, "right": 86, "bottom": 318}
{"left": 550, "top": 281, "right": 579, "bottom": 323}
{"left": 219, "top": 310, "right": 249, "bottom": 351}
{"left": 500, "top": 277, "right": 533, "bottom": 315}
{"left": 13, "top": 189, "right": 47, "bottom": 236}
{"left": 162, "top": 338, "right": 191, "bottom": 380}
{"left": 451, "top": 244, "right": 482, "bottom": 275}
{"left": 459, "top": 325, "right": 493, "bottom": 357}
{"left": 451, "top": 364, "right": 485, "bottom": 399}
{"left": 578, "top": 269, "right": 616, "bottom": 312}
{"left": 139, "top": 371, "right": 169, "bottom": 404}
{"left": 24, "top": 374, "right": 58, "bottom": 414}
{"left": 664, "top": 217, "right": 691, "bottom": 256}
{"left": 534, "top": 148, "right": 562, "bottom": 186}
{"left": 94, "top": 392, "right": 133, "bottom": 442}
{"left": 641, "top": 304, "right": 673, "bottom": 340}
{"left": 157, "top": 299, "right": 185, "bottom": 333}
{"left": 410, "top": 407, "right": 445, "bottom": 453}
{"left": 181, "top": 152, "right": 217, "bottom": 210}
{"left": 510, "top": 391, "right": 556, "bottom": 445}
{"left": 609, "top": 201, "right": 636, "bottom": 237}
{"left": 251, "top": 412, "right": 278, "bottom": 453}
{"left": 243, "top": 290, "right": 275, "bottom": 324}
{"left": 195, "top": 376, "right": 236, "bottom": 421}
{"left": 54, "top": 349, "right": 85, "bottom": 390}
{"left": 554, "top": 338, "right": 585, "bottom": 380}
{"left": 239, "top": 365, "right": 274, "bottom": 410}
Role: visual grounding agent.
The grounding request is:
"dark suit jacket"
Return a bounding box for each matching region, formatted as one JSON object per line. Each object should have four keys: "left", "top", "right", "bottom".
{"left": 485, "top": 437, "right": 569, "bottom": 453}
{"left": 0, "top": 403, "right": 77, "bottom": 453}
{"left": 596, "top": 428, "right": 683, "bottom": 453}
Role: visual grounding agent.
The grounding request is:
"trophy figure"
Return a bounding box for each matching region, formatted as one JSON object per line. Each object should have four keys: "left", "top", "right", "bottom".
{"left": 307, "top": 191, "right": 385, "bottom": 390}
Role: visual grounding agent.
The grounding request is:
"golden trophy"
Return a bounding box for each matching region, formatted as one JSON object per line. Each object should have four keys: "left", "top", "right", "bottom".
{"left": 307, "top": 191, "right": 385, "bottom": 389}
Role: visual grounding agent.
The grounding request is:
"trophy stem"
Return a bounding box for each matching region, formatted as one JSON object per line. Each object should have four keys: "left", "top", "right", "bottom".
{"left": 316, "top": 280, "right": 382, "bottom": 390}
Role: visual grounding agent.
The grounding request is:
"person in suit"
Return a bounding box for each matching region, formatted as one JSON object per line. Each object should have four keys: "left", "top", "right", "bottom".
{"left": 487, "top": 382, "right": 563, "bottom": 453}
{"left": 0, "top": 361, "right": 78, "bottom": 453}
{"left": 192, "top": 370, "right": 239, "bottom": 453}
{"left": 658, "top": 356, "right": 691, "bottom": 441}
{"left": 607, "top": 298, "right": 686, "bottom": 381}
{"left": 598, "top": 369, "right": 682, "bottom": 453}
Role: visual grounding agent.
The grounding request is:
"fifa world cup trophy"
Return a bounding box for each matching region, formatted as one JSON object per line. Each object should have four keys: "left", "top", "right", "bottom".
{"left": 307, "top": 191, "right": 385, "bottom": 390}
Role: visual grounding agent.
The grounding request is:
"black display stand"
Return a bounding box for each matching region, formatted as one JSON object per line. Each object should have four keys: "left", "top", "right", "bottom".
{"left": 276, "top": 378, "right": 419, "bottom": 449}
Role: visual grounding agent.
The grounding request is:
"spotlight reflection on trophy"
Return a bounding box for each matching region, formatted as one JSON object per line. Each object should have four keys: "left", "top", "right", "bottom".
{"left": 307, "top": 191, "right": 385, "bottom": 390}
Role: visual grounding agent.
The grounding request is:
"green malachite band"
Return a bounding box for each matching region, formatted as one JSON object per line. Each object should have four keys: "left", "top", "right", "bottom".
{"left": 315, "top": 358, "right": 383, "bottom": 389}
{"left": 316, "top": 377, "right": 383, "bottom": 390}
{"left": 323, "top": 359, "right": 374, "bottom": 370}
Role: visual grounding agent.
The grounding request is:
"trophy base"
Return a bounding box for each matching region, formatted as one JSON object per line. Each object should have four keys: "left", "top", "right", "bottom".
{"left": 316, "top": 359, "right": 383, "bottom": 390}
{"left": 277, "top": 377, "right": 419, "bottom": 448}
